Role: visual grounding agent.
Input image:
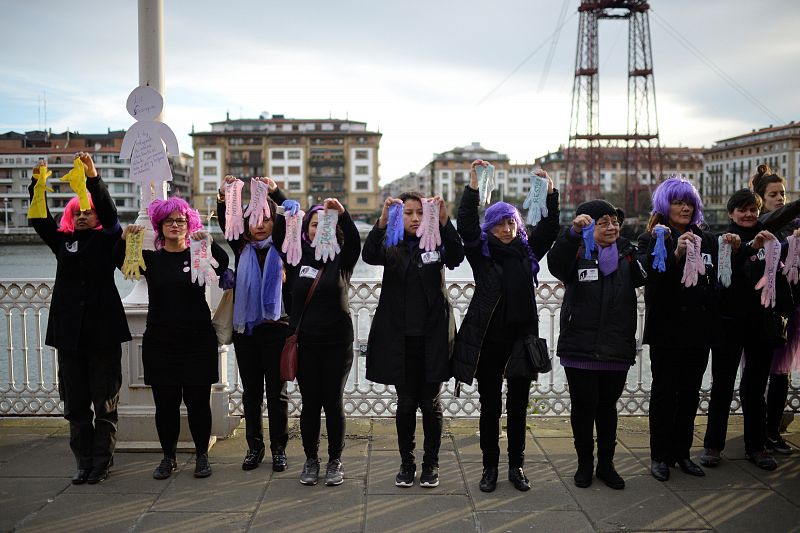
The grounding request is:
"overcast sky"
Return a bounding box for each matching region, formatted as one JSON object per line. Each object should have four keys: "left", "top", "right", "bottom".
{"left": 1, "top": 0, "right": 798, "bottom": 183}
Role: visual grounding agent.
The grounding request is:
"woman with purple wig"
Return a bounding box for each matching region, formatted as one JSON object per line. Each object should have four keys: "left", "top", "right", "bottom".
{"left": 636, "top": 176, "right": 721, "bottom": 481}
{"left": 272, "top": 197, "right": 361, "bottom": 487}
{"left": 115, "top": 197, "right": 228, "bottom": 480}
{"left": 452, "top": 160, "right": 560, "bottom": 493}
{"left": 28, "top": 153, "right": 131, "bottom": 485}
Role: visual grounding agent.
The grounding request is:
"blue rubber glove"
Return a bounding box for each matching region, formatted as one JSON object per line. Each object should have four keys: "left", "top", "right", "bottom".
{"left": 282, "top": 199, "right": 300, "bottom": 217}
{"left": 652, "top": 226, "right": 668, "bottom": 273}
{"left": 385, "top": 202, "right": 404, "bottom": 248}
{"left": 582, "top": 220, "right": 596, "bottom": 259}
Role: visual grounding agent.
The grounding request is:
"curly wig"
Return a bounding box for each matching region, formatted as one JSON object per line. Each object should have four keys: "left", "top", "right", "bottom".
{"left": 147, "top": 197, "right": 203, "bottom": 249}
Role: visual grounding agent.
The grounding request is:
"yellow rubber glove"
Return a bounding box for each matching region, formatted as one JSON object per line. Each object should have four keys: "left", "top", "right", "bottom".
{"left": 60, "top": 157, "right": 91, "bottom": 211}
{"left": 122, "top": 230, "right": 147, "bottom": 280}
{"left": 27, "top": 166, "right": 54, "bottom": 219}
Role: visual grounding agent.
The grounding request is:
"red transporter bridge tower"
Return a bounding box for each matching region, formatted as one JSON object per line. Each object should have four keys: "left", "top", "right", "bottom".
{"left": 565, "top": 0, "right": 662, "bottom": 219}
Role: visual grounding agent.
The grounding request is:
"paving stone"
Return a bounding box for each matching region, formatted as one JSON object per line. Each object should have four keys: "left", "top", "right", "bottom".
{"left": 251, "top": 478, "right": 364, "bottom": 533}
{"left": 453, "top": 432, "right": 546, "bottom": 464}
{"left": 676, "top": 489, "right": 800, "bottom": 532}
{"left": 364, "top": 494, "right": 475, "bottom": 533}
{"left": 133, "top": 511, "right": 251, "bottom": 532}
{"left": 477, "top": 510, "right": 594, "bottom": 533}
{"left": 367, "top": 451, "right": 465, "bottom": 495}
{"left": 0, "top": 436, "right": 74, "bottom": 478}
{"left": 0, "top": 477, "right": 71, "bottom": 531}
{"left": 14, "top": 493, "right": 155, "bottom": 533}
{"left": 66, "top": 453, "right": 194, "bottom": 494}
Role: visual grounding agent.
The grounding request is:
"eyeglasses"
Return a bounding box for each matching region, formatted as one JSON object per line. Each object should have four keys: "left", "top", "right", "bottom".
{"left": 596, "top": 219, "right": 620, "bottom": 228}
{"left": 162, "top": 218, "right": 187, "bottom": 227}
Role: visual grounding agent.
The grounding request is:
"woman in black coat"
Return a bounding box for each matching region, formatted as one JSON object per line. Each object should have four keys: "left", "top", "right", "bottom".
{"left": 28, "top": 153, "right": 131, "bottom": 485}
{"left": 272, "top": 197, "right": 360, "bottom": 487}
{"left": 452, "top": 160, "right": 560, "bottom": 493}
{"left": 636, "top": 176, "right": 733, "bottom": 482}
{"left": 548, "top": 200, "right": 645, "bottom": 490}
{"left": 363, "top": 192, "right": 464, "bottom": 488}
{"left": 217, "top": 176, "right": 291, "bottom": 472}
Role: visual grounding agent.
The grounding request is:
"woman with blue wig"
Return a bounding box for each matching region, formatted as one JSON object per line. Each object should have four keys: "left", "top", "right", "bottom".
{"left": 452, "top": 160, "right": 560, "bottom": 493}
{"left": 636, "top": 176, "right": 721, "bottom": 481}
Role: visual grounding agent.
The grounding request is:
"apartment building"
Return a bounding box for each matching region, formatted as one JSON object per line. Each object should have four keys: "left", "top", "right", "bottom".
{"left": 191, "top": 113, "right": 382, "bottom": 218}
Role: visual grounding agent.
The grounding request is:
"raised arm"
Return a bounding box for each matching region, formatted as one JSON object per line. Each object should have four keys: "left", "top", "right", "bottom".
{"left": 27, "top": 164, "right": 60, "bottom": 254}
{"left": 338, "top": 209, "right": 361, "bottom": 273}
{"left": 457, "top": 160, "right": 486, "bottom": 246}
{"left": 362, "top": 223, "right": 387, "bottom": 266}
{"left": 760, "top": 198, "right": 800, "bottom": 233}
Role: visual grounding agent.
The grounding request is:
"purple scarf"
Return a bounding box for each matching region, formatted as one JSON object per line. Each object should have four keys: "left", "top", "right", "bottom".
{"left": 597, "top": 242, "right": 619, "bottom": 276}
{"left": 233, "top": 237, "right": 283, "bottom": 335}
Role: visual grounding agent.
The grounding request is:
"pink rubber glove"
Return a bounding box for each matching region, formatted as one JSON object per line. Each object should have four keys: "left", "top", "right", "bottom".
{"left": 755, "top": 238, "right": 781, "bottom": 308}
{"left": 244, "top": 179, "right": 271, "bottom": 228}
{"left": 282, "top": 209, "right": 305, "bottom": 266}
{"left": 190, "top": 235, "right": 219, "bottom": 287}
{"left": 416, "top": 198, "right": 441, "bottom": 252}
{"left": 782, "top": 235, "right": 800, "bottom": 285}
{"left": 224, "top": 179, "right": 245, "bottom": 240}
{"left": 681, "top": 234, "right": 704, "bottom": 287}
{"left": 311, "top": 209, "right": 341, "bottom": 262}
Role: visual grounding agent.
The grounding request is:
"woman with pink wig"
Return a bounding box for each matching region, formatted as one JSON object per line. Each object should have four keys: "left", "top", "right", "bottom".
{"left": 115, "top": 196, "right": 228, "bottom": 480}
{"left": 636, "top": 176, "right": 724, "bottom": 482}
{"left": 27, "top": 152, "right": 131, "bottom": 485}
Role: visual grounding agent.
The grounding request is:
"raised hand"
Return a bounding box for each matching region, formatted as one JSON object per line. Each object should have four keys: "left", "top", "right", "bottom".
{"left": 223, "top": 178, "right": 245, "bottom": 240}
{"left": 282, "top": 205, "right": 305, "bottom": 266}
{"left": 189, "top": 233, "right": 219, "bottom": 287}
{"left": 244, "top": 178, "right": 270, "bottom": 227}
{"left": 60, "top": 157, "right": 91, "bottom": 211}
{"left": 311, "top": 208, "right": 341, "bottom": 262}
{"left": 122, "top": 227, "right": 147, "bottom": 280}
{"left": 28, "top": 164, "right": 53, "bottom": 219}
{"left": 416, "top": 198, "right": 441, "bottom": 252}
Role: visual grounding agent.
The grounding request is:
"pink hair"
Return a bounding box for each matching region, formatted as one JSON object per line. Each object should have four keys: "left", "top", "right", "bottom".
{"left": 58, "top": 194, "right": 102, "bottom": 233}
{"left": 147, "top": 197, "right": 203, "bottom": 249}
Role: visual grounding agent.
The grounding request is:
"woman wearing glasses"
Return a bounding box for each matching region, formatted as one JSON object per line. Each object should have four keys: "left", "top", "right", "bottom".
{"left": 116, "top": 197, "right": 228, "bottom": 480}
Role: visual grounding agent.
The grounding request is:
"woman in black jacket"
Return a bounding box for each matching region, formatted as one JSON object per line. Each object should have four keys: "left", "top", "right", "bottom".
{"left": 116, "top": 197, "right": 229, "bottom": 480}
{"left": 217, "top": 176, "right": 290, "bottom": 472}
{"left": 548, "top": 200, "right": 645, "bottom": 490}
{"left": 636, "top": 176, "right": 729, "bottom": 482}
{"left": 363, "top": 192, "right": 464, "bottom": 488}
{"left": 28, "top": 153, "right": 131, "bottom": 485}
{"left": 272, "top": 197, "right": 360, "bottom": 487}
{"left": 452, "top": 160, "right": 560, "bottom": 493}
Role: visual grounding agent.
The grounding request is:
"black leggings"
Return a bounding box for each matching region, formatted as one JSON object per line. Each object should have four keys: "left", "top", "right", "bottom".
{"left": 766, "top": 372, "right": 790, "bottom": 438}
{"left": 739, "top": 345, "right": 775, "bottom": 454}
{"left": 395, "top": 336, "right": 443, "bottom": 468}
{"left": 564, "top": 367, "right": 627, "bottom": 463}
{"left": 233, "top": 323, "right": 289, "bottom": 453}
{"left": 151, "top": 384, "right": 212, "bottom": 457}
{"left": 296, "top": 341, "right": 354, "bottom": 461}
{"left": 476, "top": 340, "right": 531, "bottom": 468}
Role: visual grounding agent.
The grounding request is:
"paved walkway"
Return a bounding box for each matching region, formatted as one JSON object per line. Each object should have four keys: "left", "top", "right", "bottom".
{"left": 1, "top": 416, "right": 798, "bottom": 532}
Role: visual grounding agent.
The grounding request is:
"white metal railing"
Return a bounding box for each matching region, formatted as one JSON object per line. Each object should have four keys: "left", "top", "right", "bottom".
{"left": 2, "top": 278, "right": 798, "bottom": 417}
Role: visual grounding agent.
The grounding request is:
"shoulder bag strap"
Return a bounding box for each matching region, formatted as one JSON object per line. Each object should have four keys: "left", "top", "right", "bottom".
{"left": 292, "top": 265, "right": 325, "bottom": 335}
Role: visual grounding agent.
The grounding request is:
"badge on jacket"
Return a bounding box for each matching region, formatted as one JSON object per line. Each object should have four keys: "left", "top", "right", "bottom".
{"left": 702, "top": 253, "right": 713, "bottom": 267}
{"left": 299, "top": 265, "right": 319, "bottom": 279}
{"left": 421, "top": 251, "right": 440, "bottom": 265}
{"left": 578, "top": 268, "right": 599, "bottom": 282}
{"left": 65, "top": 241, "right": 78, "bottom": 253}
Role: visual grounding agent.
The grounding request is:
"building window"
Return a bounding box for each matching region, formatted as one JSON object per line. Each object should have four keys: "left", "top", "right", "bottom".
{"left": 355, "top": 165, "right": 369, "bottom": 175}
{"left": 114, "top": 184, "right": 126, "bottom": 193}
{"left": 21, "top": 170, "right": 28, "bottom": 178}
{"left": 272, "top": 151, "right": 284, "bottom": 160}
{"left": 355, "top": 150, "right": 369, "bottom": 159}
{"left": 114, "top": 198, "right": 125, "bottom": 207}
{"left": 355, "top": 181, "right": 369, "bottom": 190}
{"left": 356, "top": 197, "right": 368, "bottom": 204}
{"left": 272, "top": 166, "right": 285, "bottom": 175}
{"left": 114, "top": 169, "right": 125, "bottom": 178}
{"left": 288, "top": 166, "right": 301, "bottom": 175}
{"left": 288, "top": 150, "right": 301, "bottom": 159}
{"left": 288, "top": 181, "right": 301, "bottom": 191}
{"left": 203, "top": 166, "right": 216, "bottom": 176}
{"left": 202, "top": 151, "right": 216, "bottom": 160}
{"left": 203, "top": 182, "right": 217, "bottom": 192}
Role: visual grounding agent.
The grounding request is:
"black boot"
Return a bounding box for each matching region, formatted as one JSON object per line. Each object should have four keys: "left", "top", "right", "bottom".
{"left": 573, "top": 447, "right": 594, "bottom": 488}
{"left": 596, "top": 448, "right": 624, "bottom": 490}
{"left": 479, "top": 466, "right": 498, "bottom": 492}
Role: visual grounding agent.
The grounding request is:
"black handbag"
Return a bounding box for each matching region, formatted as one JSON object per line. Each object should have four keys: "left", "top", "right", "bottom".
{"left": 523, "top": 335, "right": 552, "bottom": 374}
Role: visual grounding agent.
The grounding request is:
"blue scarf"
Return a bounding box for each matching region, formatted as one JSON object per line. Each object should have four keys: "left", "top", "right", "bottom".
{"left": 233, "top": 237, "right": 283, "bottom": 335}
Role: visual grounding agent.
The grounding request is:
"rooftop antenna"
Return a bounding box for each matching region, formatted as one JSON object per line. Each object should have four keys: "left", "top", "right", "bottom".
{"left": 43, "top": 90, "right": 48, "bottom": 138}
{"left": 37, "top": 93, "right": 41, "bottom": 130}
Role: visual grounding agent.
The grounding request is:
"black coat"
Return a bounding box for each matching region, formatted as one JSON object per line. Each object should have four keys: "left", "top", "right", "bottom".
{"left": 451, "top": 185, "right": 560, "bottom": 384}
{"left": 29, "top": 176, "right": 131, "bottom": 351}
{"left": 548, "top": 230, "right": 645, "bottom": 364}
{"left": 362, "top": 219, "right": 465, "bottom": 385}
{"left": 636, "top": 225, "right": 721, "bottom": 350}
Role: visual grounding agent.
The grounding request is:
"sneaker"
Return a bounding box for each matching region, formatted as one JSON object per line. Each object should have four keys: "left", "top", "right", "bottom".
{"left": 325, "top": 459, "right": 344, "bottom": 486}
{"left": 419, "top": 464, "right": 439, "bottom": 488}
{"left": 242, "top": 447, "right": 265, "bottom": 471}
{"left": 766, "top": 435, "right": 793, "bottom": 455}
{"left": 272, "top": 450, "right": 288, "bottom": 472}
{"left": 300, "top": 458, "right": 320, "bottom": 485}
{"left": 746, "top": 450, "right": 778, "bottom": 471}
{"left": 194, "top": 453, "right": 212, "bottom": 478}
{"left": 395, "top": 463, "right": 416, "bottom": 487}
{"left": 700, "top": 448, "right": 721, "bottom": 467}
{"left": 153, "top": 457, "right": 177, "bottom": 480}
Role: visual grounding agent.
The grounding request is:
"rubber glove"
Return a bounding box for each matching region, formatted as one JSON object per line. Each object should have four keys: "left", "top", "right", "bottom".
{"left": 652, "top": 226, "right": 668, "bottom": 273}
{"left": 782, "top": 235, "right": 800, "bottom": 285}
{"left": 477, "top": 164, "right": 496, "bottom": 206}
{"left": 282, "top": 207, "right": 305, "bottom": 266}
{"left": 416, "top": 198, "right": 442, "bottom": 252}
{"left": 27, "top": 165, "right": 53, "bottom": 219}
{"left": 523, "top": 174, "right": 549, "bottom": 226}
{"left": 385, "top": 202, "right": 404, "bottom": 248}
{"left": 282, "top": 199, "right": 300, "bottom": 217}
{"left": 190, "top": 235, "right": 219, "bottom": 287}
{"left": 122, "top": 230, "right": 147, "bottom": 280}
{"left": 717, "top": 236, "right": 732, "bottom": 288}
{"left": 681, "top": 234, "right": 704, "bottom": 287}
{"left": 60, "top": 157, "right": 90, "bottom": 211}
{"left": 755, "top": 238, "right": 781, "bottom": 308}
{"left": 311, "top": 208, "right": 341, "bottom": 262}
{"left": 582, "top": 220, "right": 596, "bottom": 260}
{"left": 244, "top": 179, "right": 271, "bottom": 227}
{"left": 224, "top": 179, "right": 245, "bottom": 240}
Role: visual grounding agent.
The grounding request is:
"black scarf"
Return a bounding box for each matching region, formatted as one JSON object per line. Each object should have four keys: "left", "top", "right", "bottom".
{"left": 487, "top": 235, "right": 535, "bottom": 327}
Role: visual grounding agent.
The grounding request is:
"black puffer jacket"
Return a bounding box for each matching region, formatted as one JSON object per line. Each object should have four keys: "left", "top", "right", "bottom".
{"left": 548, "top": 230, "right": 645, "bottom": 364}
{"left": 363, "top": 220, "right": 464, "bottom": 385}
{"left": 451, "top": 185, "right": 560, "bottom": 384}
{"left": 636, "top": 225, "right": 721, "bottom": 349}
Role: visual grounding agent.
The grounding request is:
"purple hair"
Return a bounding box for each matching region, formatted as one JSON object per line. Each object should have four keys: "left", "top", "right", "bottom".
{"left": 650, "top": 175, "right": 704, "bottom": 227}
{"left": 147, "top": 197, "right": 203, "bottom": 249}
{"left": 58, "top": 194, "right": 101, "bottom": 233}
{"left": 480, "top": 202, "right": 540, "bottom": 282}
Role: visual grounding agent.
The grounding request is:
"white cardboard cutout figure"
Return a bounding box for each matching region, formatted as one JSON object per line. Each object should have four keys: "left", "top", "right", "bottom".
{"left": 119, "top": 86, "right": 179, "bottom": 206}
